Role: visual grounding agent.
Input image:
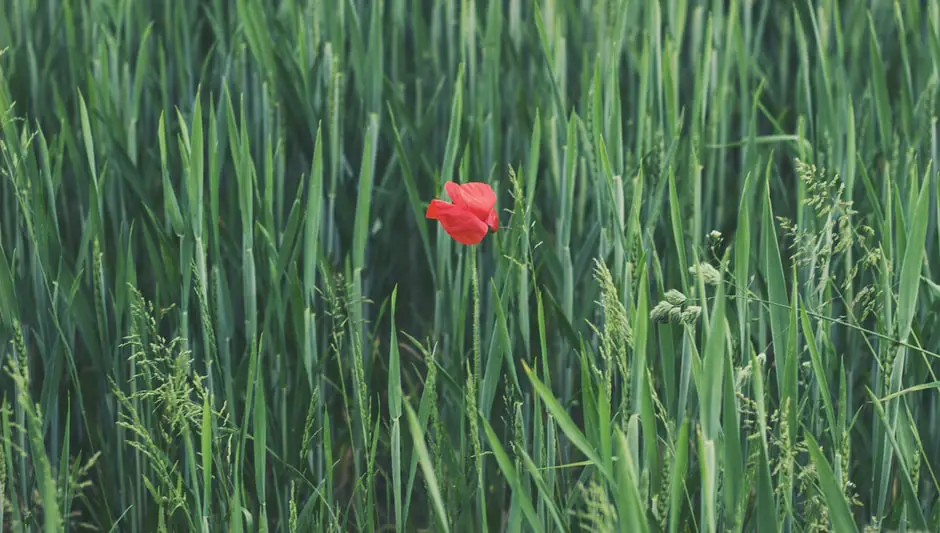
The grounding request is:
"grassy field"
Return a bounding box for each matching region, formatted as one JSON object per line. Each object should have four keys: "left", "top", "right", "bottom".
{"left": 1, "top": 0, "right": 940, "bottom": 531}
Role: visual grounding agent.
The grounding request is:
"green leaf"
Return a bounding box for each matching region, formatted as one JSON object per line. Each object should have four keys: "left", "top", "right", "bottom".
{"left": 896, "top": 165, "right": 931, "bottom": 343}
{"left": 521, "top": 360, "right": 613, "bottom": 482}
{"left": 479, "top": 411, "right": 545, "bottom": 533}
{"left": 404, "top": 399, "right": 450, "bottom": 533}
{"left": 804, "top": 431, "right": 860, "bottom": 533}
{"left": 614, "top": 429, "right": 650, "bottom": 533}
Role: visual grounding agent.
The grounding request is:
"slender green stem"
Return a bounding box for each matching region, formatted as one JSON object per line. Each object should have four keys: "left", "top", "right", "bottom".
{"left": 470, "top": 243, "right": 487, "bottom": 532}
{"left": 472, "top": 245, "right": 481, "bottom": 386}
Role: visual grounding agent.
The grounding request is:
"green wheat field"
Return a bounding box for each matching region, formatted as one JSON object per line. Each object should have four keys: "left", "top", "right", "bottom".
{"left": 2, "top": 0, "right": 940, "bottom": 531}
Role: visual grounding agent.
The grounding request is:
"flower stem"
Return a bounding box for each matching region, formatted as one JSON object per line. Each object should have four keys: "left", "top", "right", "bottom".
{"left": 469, "top": 244, "right": 487, "bottom": 532}
{"left": 472, "top": 245, "right": 481, "bottom": 387}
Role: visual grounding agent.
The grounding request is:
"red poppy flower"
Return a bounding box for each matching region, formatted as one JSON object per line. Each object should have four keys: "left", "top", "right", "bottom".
{"left": 425, "top": 181, "right": 499, "bottom": 245}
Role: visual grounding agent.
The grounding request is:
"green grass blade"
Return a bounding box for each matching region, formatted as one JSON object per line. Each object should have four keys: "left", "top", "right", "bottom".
{"left": 804, "top": 431, "right": 861, "bottom": 533}
{"left": 403, "top": 399, "right": 450, "bottom": 533}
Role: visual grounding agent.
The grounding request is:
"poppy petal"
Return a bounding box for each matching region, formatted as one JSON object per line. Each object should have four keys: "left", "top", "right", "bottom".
{"left": 445, "top": 181, "right": 497, "bottom": 221}
{"left": 443, "top": 181, "right": 464, "bottom": 203}
{"left": 425, "top": 199, "right": 451, "bottom": 220}
{"left": 485, "top": 209, "right": 499, "bottom": 231}
{"left": 428, "top": 201, "right": 489, "bottom": 245}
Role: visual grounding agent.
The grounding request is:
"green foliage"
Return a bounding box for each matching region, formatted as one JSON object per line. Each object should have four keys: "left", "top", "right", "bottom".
{"left": 1, "top": 0, "right": 940, "bottom": 531}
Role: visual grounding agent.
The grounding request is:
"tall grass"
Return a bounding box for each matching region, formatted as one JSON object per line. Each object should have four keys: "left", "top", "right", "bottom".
{"left": 1, "top": 0, "right": 940, "bottom": 531}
